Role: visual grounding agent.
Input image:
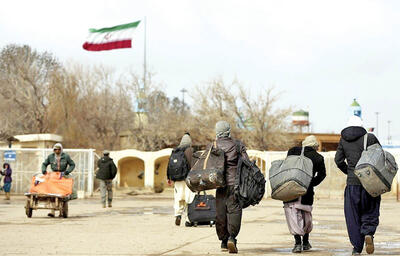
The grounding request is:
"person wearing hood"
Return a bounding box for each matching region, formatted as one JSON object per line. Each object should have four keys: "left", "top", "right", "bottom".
{"left": 42, "top": 143, "right": 76, "bottom": 217}
{"left": 284, "top": 135, "right": 326, "bottom": 253}
{"left": 1, "top": 163, "right": 12, "bottom": 200}
{"left": 214, "top": 121, "right": 249, "bottom": 254}
{"left": 335, "top": 116, "right": 380, "bottom": 255}
{"left": 167, "top": 133, "right": 196, "bottom": 226}
{"left": 96, "top": 150, "right": 117, "bottom": 208}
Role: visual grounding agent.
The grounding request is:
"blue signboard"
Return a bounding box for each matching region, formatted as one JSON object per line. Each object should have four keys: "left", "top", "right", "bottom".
{"left": 4, "top": 150, "right": 16, "bottom": 162}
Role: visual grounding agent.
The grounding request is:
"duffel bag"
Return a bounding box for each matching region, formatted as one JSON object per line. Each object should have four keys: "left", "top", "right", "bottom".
{"left": 269, "top": 147, "right": 313, "bottom": 202}
{"left": 185, "top": 141, "right": 225, "bottom": 192}
{"left": 355, "top": 134, "right": 398, "bottom": 197}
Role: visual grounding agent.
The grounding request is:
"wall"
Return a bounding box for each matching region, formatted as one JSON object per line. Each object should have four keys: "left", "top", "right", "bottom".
{"left": 110, "top": 148, "right": 400, "bottom": 199}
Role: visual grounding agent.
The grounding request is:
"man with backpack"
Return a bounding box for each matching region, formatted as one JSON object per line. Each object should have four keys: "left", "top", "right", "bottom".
{"left": 284, "top": 135, "right": 326, "bottom": 253}
{"left": 167, "top": 133, "right": 195, "bottom": 226}
{"left": 335, "top": 116, "right": 380, "bottom": 255}
{"left": 96, "top": 150, "right": 118, "bottom": 208}
{"left": 214, "top": 121, "right": 248, "bottom": 254}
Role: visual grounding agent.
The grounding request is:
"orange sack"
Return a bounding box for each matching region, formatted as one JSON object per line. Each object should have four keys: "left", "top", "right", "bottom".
{"left": 29, "top": 172, "right": 73, "bottom": 196}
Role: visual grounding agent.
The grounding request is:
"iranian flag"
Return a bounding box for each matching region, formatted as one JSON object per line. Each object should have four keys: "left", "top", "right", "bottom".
{"left": 83, "top": 20, "right": 141, "bottom": 51}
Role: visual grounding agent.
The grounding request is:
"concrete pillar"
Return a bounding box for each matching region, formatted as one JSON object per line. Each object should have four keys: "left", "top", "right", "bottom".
{"left": 144, "top": 159, "right": 155, "bottom": 188}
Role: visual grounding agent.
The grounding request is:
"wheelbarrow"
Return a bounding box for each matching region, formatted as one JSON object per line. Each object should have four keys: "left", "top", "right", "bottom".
{"left": 24, "top": 193, "right": 70, "bottom": 218}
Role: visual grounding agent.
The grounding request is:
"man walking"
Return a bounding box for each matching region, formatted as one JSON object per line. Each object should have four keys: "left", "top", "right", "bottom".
{"left": 96, "top": 150, "right": 118, "bottom": 208}
{"left": 167, "top": 133, "right": 195, "bottom": 226}
{"left": 214, "top": 121, "right": 248, "bottom": 254}
{"left": 284, "top": 135, "right": 326, "bottom": 253}
{"left": 335, "top": 116, "right": 381, "bottom": 255}
{"left": 42, "top": 143, "right": 75, "bottom": 217}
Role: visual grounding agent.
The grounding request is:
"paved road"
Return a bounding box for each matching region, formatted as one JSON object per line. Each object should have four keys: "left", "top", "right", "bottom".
{"left": 1, "top": 193, "right": 399, "bottom": 256}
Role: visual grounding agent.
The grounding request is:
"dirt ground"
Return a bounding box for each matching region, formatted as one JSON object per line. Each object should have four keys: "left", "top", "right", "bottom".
{"left": 1, "top": 191, "right": 400, "bottom": 256}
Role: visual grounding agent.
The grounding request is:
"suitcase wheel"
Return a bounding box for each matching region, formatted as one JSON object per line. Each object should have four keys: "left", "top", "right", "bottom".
{"left": 210, "top": 221, "right": 214, "bottom": 227}
{"left": 193, "top": 222, "right": 198, "bottom": 227}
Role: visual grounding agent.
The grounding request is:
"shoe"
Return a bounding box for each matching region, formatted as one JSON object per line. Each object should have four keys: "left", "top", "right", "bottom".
{"left": 108, "top": 202, "right": 112, "bottom": 208}
{"left": 221, "top": 240, "right": 228, "bottom": 252}
{"left": 352, "top": 248, "right": 361, "bottom": 255}
{"left": 175, "top": 215, "right": 181, "bottom": 226}
{"left": 48, "top": 213, "right": 55, "bottom": 218}
{"left": 303, "top": 241, "right": 312, "bottom": 251}
{"left": 227, "top": 238, "right": 238, "bottom": 254}
{"left": 365, "top": 235, "right": 374, "bottom": 254}
{"left": 185, "top": 221, "right": 192, "bottom": 227}
{"left": 292, "top": 244, "right": 302, "bottom": 253}
{"left": 102, "top": 203, "right": 106, "bottom": 208}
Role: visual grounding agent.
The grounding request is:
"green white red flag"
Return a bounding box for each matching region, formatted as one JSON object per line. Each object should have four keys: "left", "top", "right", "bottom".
{"left": 83, "top": 20, "right": 141, "bottom": 51}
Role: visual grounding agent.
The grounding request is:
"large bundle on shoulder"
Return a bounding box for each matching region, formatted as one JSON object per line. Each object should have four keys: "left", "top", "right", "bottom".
{"left": 185, "top": 141, "right": 225, "bottom": 192}
{"left": 29, "top": 172, "right": 74, "bottom": 197}
{"left": 234, "top": 153, "right": 266, "bottom": 208}
{"left": 269, "top": 147, "right": 313, "bottom": 202}
{"left": 355, "top": 134, "right": 398, "bottom": 197}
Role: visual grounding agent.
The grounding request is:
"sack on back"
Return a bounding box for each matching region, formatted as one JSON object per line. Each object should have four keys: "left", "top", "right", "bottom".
{"left": 186, "top": 141, "right": 225, "bottom": 192}
{"left": 269, "top": 147, "right": 313, "bottom": 202}
{"left": 355, "top": 134, "right": 398, "bottom": 197}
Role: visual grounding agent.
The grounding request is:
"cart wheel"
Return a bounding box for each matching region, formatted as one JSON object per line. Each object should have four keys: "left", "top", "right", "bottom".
{"left": 62, "top": 201, "right": 68, "bottom": 218}
{"left": 210, "top": 221, "right": 214, "bottom": 227}
{"left": 193, "top": 222, "right": 198, "bottom": 227}
{"left": 25, "top": 200, "right": 32, "bottom": 218}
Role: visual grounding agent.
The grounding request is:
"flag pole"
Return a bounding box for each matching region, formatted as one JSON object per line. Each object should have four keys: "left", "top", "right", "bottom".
{"left": 143, "top": 16, "right": 147, "bottom": 89}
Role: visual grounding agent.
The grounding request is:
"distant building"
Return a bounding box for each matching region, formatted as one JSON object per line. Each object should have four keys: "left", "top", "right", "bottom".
{"left": 292, "top": 109, "right": 309, "bottom": 133}
{"left": 291, "top": 132, "right": 341, "bottom": 152}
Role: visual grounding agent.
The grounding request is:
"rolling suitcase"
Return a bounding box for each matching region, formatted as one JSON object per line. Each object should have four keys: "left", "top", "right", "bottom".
{"left": 187, "top": 191, "right": 216, "bottom": 227}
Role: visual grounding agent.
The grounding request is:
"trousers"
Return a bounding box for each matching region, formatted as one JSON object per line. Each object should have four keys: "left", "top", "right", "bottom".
{"left": 99, "top": 179, "right": 113, "bottom": 204}
{"left": 344, "top": 185, "right": 381, "bottom": 252}
{"left": 174, "top": 180, "right": 195, "bottom": 217}
{"left": 216, "top": 186, "right": 242, "bottom": 241}
{"left": 284, "top": 198, "right": 313, "bottom": 236}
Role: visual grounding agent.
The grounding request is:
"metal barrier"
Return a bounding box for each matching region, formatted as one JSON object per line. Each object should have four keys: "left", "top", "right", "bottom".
{"left": 0, "top": 148, "right": 96, "bottom": 196}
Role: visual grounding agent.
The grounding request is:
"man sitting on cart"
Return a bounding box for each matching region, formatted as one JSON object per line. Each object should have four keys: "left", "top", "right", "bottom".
{"left": 41, "top": 143, "right": 75, "bottom": 217}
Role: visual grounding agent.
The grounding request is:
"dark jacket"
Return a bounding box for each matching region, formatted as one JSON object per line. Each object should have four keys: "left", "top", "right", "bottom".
{"left": 41, "top": 152, "right": 75, "bottom": 174}
{"left": 335, "top": 126, "right": 380, "bottom": 185}
{"left": 96, "top": 155, "right": 118, "bottom": 180}
{"left": 287, "top": 146, "right": 326, "bottom": 205}
{"left": 1, "top": 164, "right": 12, "bottom": 183}
{"left": 216, "top": 137, "right": 248, "bottom": 186}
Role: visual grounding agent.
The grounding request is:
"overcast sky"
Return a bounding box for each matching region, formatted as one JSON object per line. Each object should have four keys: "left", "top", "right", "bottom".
{"left": 1, "top": 0, "right": 399, "bottom": 143}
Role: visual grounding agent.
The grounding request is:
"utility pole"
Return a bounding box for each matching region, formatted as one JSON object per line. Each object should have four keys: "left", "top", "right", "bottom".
{"left": 387, "top": 120, "right": 392, "bottom": 145}
{"left": 375, "top": 112, "right": 379, "bottom": 138}
{"left": 180, "top": 88, "right": 187, "bottom": 113}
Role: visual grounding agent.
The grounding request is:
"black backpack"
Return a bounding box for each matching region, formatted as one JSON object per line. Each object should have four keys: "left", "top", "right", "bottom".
{"left": 167, "top": 146, "right": 190, "bottom": 181}
{"left": 234, "top": 143, "right": 266, "bottom": 209}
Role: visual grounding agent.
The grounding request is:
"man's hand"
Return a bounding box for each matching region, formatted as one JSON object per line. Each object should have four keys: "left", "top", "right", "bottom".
{"left": 167, "top": 179, "right": 173, "bottom": 186}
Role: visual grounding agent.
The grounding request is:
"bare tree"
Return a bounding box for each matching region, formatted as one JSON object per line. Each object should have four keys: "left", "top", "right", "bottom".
{"left": 191, "top": 78, "right": 294, "bottom": 150}
{"left": 0, "top": 44, "right": 61, "bottom": 138}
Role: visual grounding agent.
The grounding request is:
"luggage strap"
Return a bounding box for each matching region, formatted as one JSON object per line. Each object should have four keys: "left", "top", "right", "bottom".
{"left": 363, "top": 133, "right": 368, "bottom": 151}
{"left": 300, "top": 146, "right": 305, "bottom": 156}
{"left": 203, "top": 141, "right": 216, "bottom": 169}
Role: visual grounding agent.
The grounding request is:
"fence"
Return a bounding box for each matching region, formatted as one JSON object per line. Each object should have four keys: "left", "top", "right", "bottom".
{"left": 0, "top": 148, "right": 96, "bottom": 196}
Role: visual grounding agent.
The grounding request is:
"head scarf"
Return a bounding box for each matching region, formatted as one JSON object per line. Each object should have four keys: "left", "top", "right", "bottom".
{"left": 179, "top": 134, "right": 192, "bottom": 147}
{"left": 347, "top": 115, "right": 363, "bottom": 127}
{"left": 302, "top": 135, "right": 319, "bottom": 150}
{"left": 53, "top": 143, "right": 63, "bottom": 155}
{"left": 215, "top": 121, "right": 231, "bottom": 138}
